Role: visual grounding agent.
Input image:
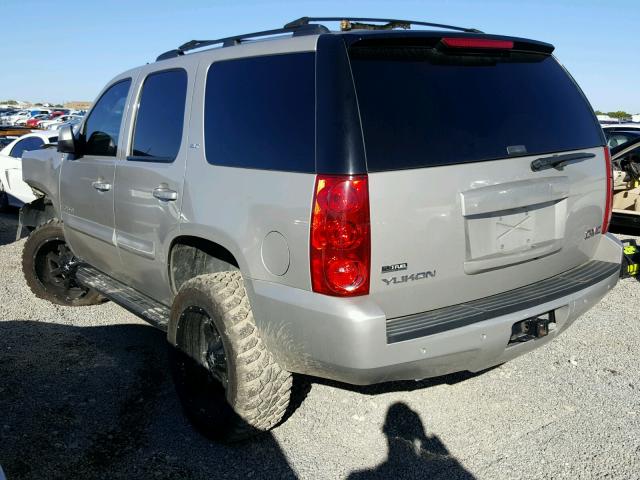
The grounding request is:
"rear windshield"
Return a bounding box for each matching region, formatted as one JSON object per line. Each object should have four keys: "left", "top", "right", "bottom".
{"left": 349, "top": 45, "right": 603, "bottom": 171}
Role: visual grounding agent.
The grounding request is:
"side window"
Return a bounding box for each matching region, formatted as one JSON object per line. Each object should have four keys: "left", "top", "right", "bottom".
{"left": 10, "top": 137, "right": 44, "bottom": 158}
{"left": 130, "top": 69, "right": 188, "bottom": 162}
{"left": 204, "top": 53, "right": 315, "bottom": 172}
{"left": 83, "top": 79, "right": 131, "bottom": 157}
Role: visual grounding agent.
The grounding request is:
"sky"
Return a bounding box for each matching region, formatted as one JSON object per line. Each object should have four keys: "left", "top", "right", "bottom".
{"left": 1, "top": 0, "right": 638, "bottom": 112}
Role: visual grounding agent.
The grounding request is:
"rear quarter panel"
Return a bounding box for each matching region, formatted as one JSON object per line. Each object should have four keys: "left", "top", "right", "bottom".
{"left": 177, "top": 37, "right": 320, "bottom": 290}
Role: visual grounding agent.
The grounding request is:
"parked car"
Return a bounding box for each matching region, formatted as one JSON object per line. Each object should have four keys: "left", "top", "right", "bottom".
{"left": 25, "top": 114, "right": 50, "bottom": 128}
{"left": 1, "top": 110, "right": 30, "bottom": 126}
{"left": 610, "top": 136, "right": 640, "bottom": 231}
{"left": 0, "top": 132, "right": 57, "bottom": 210}
{"left": 14, "top": 109, "right": 51, "bottom": 126}
{"left": 48, "top": 117, "right": 83, "bottom": 132}
{"left": 603, "top": 124, "right": 640, "bottom": 148}
{"left": 39, "top": 114, "right": 82, "bottom": 130}
{"left": 20, "top": 17, "right": 622, "bottom": 442}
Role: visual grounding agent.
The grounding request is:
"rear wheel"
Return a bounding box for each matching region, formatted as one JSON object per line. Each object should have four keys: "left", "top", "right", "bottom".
{"left": 22, "top": 219, "right": 104, "bottom": 306}
{"left": 169, "top": 272, "right": 292, "bottom": 442}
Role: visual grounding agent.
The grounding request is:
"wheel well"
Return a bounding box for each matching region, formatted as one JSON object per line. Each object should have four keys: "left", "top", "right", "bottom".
{"left": 169, "top": 236, "right": 239, "bottom": 293}
{"left": 19, "top": 197, "right": 56, "bottom": 230}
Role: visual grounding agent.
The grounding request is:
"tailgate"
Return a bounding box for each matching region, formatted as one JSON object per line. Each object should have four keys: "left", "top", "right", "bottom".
{"left": 347, "top": 34, "right": 606, "bottom": 319}
{"left": 368, "top": 148, "right": 605, "bottom": 318}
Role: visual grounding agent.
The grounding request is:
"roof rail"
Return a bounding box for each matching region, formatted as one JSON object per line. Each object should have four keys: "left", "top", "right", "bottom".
{"left": 156, "top": 23, "right": 328, "bottom": 61}
{"left": 285, "top": 17, "right": 483, "bottom": 34}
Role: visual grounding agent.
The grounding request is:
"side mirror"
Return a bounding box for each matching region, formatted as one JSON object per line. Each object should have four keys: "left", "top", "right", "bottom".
{"left": 57, "top": 124, "right": 77, "bottom": 154}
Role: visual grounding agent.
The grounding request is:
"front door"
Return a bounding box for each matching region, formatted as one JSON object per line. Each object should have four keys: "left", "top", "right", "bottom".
{"left": 113, "top": 66, "right": 193, "bottom": 304}
{"left": 60, "top": 78, "right": 133, "bottom": 277}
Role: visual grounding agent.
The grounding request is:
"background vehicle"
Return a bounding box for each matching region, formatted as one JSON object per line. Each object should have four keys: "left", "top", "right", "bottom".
{"left": 603, "top": 124, "right": 640, "bottom": 148}
{"left": 0, "top": 131, "right": 56, "bottom": 210}
{"left": 14, "top": 109, "right": 51, "bottom": 126}
{"left": 25, "top": 114, "right": 49, "bottom": 128}
{"left": 1, "top": 110, "right": 30, "bottom": 126}
{"left": 39, "top": 114, "right": 82, "bottom": 130}
{"left": 19, "top": 17, "right": 621, "bottom": 442}
{"left": 610, "top": 136, "right": 640, "bottom": 231}
{"left": 48, "top": 117, "right": 82, "bottom": 132}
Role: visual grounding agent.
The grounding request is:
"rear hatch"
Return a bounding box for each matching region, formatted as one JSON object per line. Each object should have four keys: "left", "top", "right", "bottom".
{"left": 347, "top": 35, "right": 607, "bottom": 319}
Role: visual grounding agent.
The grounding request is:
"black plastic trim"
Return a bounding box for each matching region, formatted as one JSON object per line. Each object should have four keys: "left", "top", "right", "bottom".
{"left": 126, "top": 155, "right": 175, "bottom": 163}
{"left": 386, "top": 260, "right": 619, "bottom": 344}
{"left": 315, "top": 35, "right": 367, "bottom": 175}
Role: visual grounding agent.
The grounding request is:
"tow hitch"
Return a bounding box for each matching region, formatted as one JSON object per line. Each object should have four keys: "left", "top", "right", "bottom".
{"left": 509, "top": 312, "right": 556, "bottom": 345}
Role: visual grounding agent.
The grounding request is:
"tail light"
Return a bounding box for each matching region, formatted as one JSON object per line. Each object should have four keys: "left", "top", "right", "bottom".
{"left": 310, "top": 175, "right": 370, "bottom": 296}
{"left": 602, "top": 146, "right": 613, "bottom": 234}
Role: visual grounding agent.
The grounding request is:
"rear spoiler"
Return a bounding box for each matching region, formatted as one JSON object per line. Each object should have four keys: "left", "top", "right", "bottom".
{"left": 343, "top": 32, "right": 555, "bottom": 55}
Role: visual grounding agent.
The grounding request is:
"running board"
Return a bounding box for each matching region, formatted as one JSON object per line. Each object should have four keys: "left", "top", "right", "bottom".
{"left": 75, "top": 265, "right": 170, "bottom": 331}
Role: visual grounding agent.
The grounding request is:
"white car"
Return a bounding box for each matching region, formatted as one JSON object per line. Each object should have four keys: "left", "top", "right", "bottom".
{"left": 0, "top": 132, "right": 57, "bottom": 210}
{"left": 40, "top": 114, "right": 83, "bottom": 130}
{"left": 1, "top": 109, "right": 30, "bottom": 126}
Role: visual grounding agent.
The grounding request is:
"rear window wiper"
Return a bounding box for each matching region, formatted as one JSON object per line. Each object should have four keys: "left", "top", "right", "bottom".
{"left": 530, "top": 152, "right": 595, "bottom": 172}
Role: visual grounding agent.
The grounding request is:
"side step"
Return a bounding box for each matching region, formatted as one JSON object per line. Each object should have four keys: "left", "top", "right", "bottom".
{"left": 75, "top": 265, "right": 170, "bottom": 331}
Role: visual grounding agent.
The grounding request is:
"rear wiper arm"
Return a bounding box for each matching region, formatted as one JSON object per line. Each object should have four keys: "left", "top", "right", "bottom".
{"left": 530, "top": 152, "right": 595, "bottom": 172}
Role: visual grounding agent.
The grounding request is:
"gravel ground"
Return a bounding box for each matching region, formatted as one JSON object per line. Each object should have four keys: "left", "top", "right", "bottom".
{"left": 1, "top": 209, "right": 639, "bottom": 479}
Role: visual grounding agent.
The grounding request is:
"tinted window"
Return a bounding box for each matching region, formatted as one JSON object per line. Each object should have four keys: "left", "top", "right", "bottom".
{"left": 10, "top": 136, "right": 44, "bottom": 158}
{"left": 83, "top": 79, "right": 131, "bottom": 157}
{"left": 204, "top": 53, "right": 315, "bottom": 172}
{"left": 131, "top": 69, "right": 188, "bottom": 161}
{"left": 349, "top": 46, "right": 604, "bottom": 171}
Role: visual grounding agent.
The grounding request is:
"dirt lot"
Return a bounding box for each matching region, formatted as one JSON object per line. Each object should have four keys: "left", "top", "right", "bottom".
{"left": 1, "top": 210, "right": 639, "bottom": 479}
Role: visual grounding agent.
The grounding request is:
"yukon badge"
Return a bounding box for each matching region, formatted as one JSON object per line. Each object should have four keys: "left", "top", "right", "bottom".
{"left": 382, "top": 270, "right": 436, "bottom": 286}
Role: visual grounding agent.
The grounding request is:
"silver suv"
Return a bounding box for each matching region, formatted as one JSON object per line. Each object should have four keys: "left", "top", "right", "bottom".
{"left": 19, "top": 17, "right": 622, "bottom": 441}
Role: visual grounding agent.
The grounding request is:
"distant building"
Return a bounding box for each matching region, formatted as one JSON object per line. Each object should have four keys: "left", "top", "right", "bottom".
{"left": 633, "top": 114, "right": 640, "bottom": 123}
{"left": 64, "top": 101, "right": 92, "bottom": 110}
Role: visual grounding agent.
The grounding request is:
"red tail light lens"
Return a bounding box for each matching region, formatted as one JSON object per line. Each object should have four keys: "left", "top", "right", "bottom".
{"left": 441, "top": 37, "right": 514, "bottom": 50}
{"left": 602, "top": 146, "right": 613, "bottom": 234}
{"left": 311, "top": 175, "right": 370, "bottom": 296}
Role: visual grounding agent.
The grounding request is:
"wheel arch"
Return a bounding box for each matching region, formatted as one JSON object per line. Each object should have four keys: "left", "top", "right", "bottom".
{"left": 168, "top": 235, "right": 241, "bottom": 296}
{"left": 18, "top": 196, "right": 58, "bottom": 233}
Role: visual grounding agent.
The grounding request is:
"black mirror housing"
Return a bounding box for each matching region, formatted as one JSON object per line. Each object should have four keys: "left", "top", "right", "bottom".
{"left": 57, "top": 124, "right": 77, "bottom": 154}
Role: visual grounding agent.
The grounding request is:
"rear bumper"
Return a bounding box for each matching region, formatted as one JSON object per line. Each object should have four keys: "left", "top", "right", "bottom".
{"left": 248, "top": 234, "right": 622, "bottom": 385}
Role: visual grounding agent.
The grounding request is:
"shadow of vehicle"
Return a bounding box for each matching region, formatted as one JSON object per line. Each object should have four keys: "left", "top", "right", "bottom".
{"left": 307, "top": 366, "right": 499, "bottom": 397}
{"left": 347, "top": 402, "right": 475, "bottom": 480}
{"left": 0, "top": 210, "right": 19, "bottom": 246}
{"left": 0, "top": 321, "right": 297, "bottom": 480}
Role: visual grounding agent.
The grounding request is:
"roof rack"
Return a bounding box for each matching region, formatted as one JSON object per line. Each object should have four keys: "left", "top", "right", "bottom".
{"left": 285, "top": 17, "right": 483, "bottom": 34}
{"left": 156, "top": 23, "right": 328, "bottom": 61}
{"left": 156, "top": 17, "right": 483, "bottom": 61}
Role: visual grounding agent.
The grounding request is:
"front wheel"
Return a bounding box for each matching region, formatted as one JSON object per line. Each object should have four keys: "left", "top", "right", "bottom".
{"left": 22, "top": 219, "right": 105, "bottom": 306}
{"left": 169, "top": 272, "right": 292, "bottom": 442}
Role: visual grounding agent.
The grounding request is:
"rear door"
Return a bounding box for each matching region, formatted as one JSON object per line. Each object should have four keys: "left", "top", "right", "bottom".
{"left": 60, "top": 78, "right": 133, "bottom": 277}
{"left": 347, "top": 37, "right": 607, "bottom": 319}
{"left": 113, "top": 65, "right": 193, "bottom": 304}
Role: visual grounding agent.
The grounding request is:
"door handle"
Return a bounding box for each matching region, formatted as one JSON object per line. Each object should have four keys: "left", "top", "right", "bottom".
{"left": 152, "top": 186, "right": 178, "bottom": 201}
{"left": 91, "top": 180, "right": 112, "bottom": 192}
